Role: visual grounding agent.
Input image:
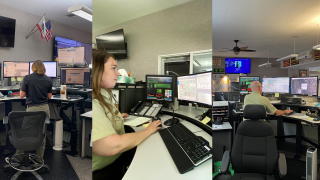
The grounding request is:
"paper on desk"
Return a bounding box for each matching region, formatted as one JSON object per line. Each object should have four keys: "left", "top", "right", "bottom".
{"left": 11, "top": 77, "right": 15, "bottom": 82}
{"left": 275, "top": 93, "right": 279, "bottom": 97}
{"left": 17, "top": 77, "right": 23, "bottom": 81}
{"left": 124, "top": 117, "right": 151, "bottom": 127}
{"left": 201, "top": 116, "right": 211, "bottom": 124}
{"left": 142, "top": 123, "right": 150, "bottom": 128}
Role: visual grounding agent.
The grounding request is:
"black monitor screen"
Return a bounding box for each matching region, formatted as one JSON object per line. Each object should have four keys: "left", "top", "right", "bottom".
{"left": 239, "top": 76, "right": 259, "bottom": 94}
{"left": 60, "top": 68, "right": 90, "bottom": 86}
{"left": 0, "top": 16, "right": 16, "bottom": 47}
{"left": 290, "top": 77, "right": 318, "bottom": 96}
{"left": 146, "top": 75, "right": 173, "bottom": 102}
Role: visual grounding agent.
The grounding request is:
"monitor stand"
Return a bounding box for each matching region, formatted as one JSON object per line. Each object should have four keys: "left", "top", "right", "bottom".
{"left": 193, "top": 103, "right": 201, "bottom": 111}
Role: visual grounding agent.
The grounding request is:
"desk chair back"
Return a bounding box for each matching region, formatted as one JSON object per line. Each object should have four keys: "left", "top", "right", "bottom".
{"left": 8, "top": 111, "right": 46, "bottom": 151}
{"left": 231, "top": 105, "right": 277, "bottom": 175}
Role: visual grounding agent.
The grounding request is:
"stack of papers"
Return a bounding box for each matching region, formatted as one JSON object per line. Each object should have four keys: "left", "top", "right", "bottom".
{"left": 124, "top": 117, "right": 151, "bottom": 127}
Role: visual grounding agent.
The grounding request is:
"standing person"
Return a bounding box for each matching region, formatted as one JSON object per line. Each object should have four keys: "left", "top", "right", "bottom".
{"left": 92, "top": 50, "right": 162, "bottom": 180}
{"left": 16, "top": 60, "right": 53, "bottom": 162}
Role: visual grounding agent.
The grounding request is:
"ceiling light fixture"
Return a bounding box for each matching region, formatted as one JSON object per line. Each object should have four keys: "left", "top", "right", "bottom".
{"left": 68, "top": 4, "right": 92, "bottom": 22}
{"left": 276, "top": 36, "right": 298, "bottom": 61}
{"left": 259, "top": 50, "right": 272, "bottom": 67}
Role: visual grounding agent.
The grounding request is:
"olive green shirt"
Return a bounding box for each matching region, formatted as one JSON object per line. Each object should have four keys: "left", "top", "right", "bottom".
{"left": 92, "top": 88, "right": 125, "bottom": 172}
{"left": 243, "top": 91, "right": 277, "bottom": 120}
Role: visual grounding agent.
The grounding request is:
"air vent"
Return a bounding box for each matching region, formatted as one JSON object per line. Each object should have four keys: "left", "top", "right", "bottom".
{"left": 66, "top": 13, "right": 77, "bottom": 17}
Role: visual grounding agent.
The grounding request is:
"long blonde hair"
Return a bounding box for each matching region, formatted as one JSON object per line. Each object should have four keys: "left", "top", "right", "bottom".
{"left": 32, "top": 60, "right": 46, "bottom": 75}
{"left": 92, "top": 50, "right": 119, "bottom": 125}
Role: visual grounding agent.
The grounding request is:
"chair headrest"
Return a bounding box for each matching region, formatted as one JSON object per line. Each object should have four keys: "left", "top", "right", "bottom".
{"left": 243, "top": 104, "right": 266, "bottom": 120}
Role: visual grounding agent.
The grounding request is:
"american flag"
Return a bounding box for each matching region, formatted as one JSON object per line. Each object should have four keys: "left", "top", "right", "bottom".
{"left": 45, "top": 20, "right": 52, "bottom": 42}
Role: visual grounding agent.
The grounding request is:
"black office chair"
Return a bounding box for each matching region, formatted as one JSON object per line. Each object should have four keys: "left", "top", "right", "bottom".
{"left": 4, "top": 111, "right": 50, "bottom": 180}
{"left": 220, "top": 104, "right": 287, "bottom": 180}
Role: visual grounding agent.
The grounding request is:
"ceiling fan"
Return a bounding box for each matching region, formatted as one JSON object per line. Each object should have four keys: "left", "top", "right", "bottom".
{"left": 219, "top": 40, "right": 256, "bottom": 55}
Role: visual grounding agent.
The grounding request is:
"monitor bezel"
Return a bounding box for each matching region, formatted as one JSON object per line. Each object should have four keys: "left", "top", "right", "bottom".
{"left": 290, "top": 76, "right": 318, "bottom": 96}
{"left": 146, "top": 74, "right": 174, "bottom": 102}
{"left": 60, "top": 67, "right": 91, "bottom": 86}
{"left": 3, "top": 61, "right": 30, "bottom": 78}
{"left": 57, "top": 46, "right": 86, "bottom": 66}
{"left": 225, "top": 58, "right": 251, "bottom": 74}
{"left": 177, "top": 71, "right": 212, "bottom": 106}
{"left": 261, "top": 77, "right": 290, "bottom": 94}
{"left": 29, "top": 61, "right": 57, "bottom": 78}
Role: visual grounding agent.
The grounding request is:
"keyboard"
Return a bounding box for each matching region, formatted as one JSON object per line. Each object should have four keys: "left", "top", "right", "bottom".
{"left": 159, "top": 123, "right": 212, "bottom": 174}
{"left": 53, "top": 95, "right": 81, "bottom": 99}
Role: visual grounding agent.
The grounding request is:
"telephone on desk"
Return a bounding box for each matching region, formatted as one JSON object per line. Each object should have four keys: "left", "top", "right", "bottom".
{"left": 130, "top": 101, "right": 163, "bottom": 117}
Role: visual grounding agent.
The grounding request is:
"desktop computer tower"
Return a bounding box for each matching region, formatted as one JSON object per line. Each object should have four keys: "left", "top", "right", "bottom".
{"left": 306, "top": 147, "right": 317, "bottom": 180}
{"left": 119, "top": 88, "right": 146, "bottom": 114}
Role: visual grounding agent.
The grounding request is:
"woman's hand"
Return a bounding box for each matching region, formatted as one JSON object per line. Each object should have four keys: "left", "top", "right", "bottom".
{"left": 121, "top": 113, "right": 129, "bottom": 119}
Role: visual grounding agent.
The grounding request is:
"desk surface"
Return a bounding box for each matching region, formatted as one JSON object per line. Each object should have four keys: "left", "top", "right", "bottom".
{"left": 212, "top": 122, "right": 232, "bottom": 131}
{"left": 123, "top": 114, "right": 212, "bottom": 180}
{"left": 0, "top": 96, "right": 84, "bottom": 102}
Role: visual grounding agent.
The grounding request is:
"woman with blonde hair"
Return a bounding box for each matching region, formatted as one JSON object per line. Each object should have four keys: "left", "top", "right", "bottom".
{"left": 92, "top": 50, "right": 162, "bottom": 180}
{"left": 14, "top": 60, "right": 53, "bottom": 162}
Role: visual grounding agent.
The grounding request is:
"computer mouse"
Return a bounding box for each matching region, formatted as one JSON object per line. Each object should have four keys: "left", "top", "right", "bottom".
{"left": 152, "top": 117, "right": 162, "bottom": 127}
{"left": 67, "top": 96, "right": 71, "bottom": 99}
{"left": 83, "top": 88, "right": 87, "bottom": 91}
{"left": 287, "top": 111, "right": 295, "bottom": 115}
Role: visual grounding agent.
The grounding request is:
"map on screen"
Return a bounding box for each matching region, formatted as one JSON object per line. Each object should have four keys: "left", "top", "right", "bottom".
{"left": 291, "top": 77, "right": 317, "bottom": 95}
{"left": 262, "top": 77, "right": 290, "bottom": 93}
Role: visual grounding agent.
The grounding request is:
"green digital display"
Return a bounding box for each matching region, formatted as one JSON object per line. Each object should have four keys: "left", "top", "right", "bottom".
{"left": 154, "top": 84, "right": 171, "bottom": 88}
{"left": 214, "top": 69, "right": 225, "bottom": 73}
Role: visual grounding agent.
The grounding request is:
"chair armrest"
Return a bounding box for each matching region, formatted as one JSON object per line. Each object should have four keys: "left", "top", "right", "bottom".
{"left": 3, "top": 116, "right": 8, "bottom": 124}
{"left": 278, "top": 153, "right": 287, "bottom": 178}
{"left": 220, "top": 150, "right": 230, "bottom": 173}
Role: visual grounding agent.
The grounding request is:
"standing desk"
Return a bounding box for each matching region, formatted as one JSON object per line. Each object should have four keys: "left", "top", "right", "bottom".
{"left": 80, "top": 111, "right": 92, "bottom": 158}
{"left": 123, "top": 106, "right": 212, "bottom": 180}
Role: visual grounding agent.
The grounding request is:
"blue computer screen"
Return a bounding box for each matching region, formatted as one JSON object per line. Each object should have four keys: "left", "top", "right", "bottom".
{"left": 225, "top": 58, "right": 251, "bottom": 73}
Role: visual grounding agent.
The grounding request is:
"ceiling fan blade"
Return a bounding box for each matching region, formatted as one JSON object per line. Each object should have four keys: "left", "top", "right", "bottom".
{"left": 240, "top": 46, "right": 248, "bottom": 50}
{"left": 241, "top": 49, "right": 256, "bottom": 52}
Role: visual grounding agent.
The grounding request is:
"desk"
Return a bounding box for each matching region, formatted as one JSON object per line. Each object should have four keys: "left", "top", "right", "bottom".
{"left": 0, "top": 96, "right": 85, "bottom": 156}
{"left": 80, "top": 111, "right": 92, "bottom": 158}
{"left": 123, "top": 114, "right": 212, "bottom": 180}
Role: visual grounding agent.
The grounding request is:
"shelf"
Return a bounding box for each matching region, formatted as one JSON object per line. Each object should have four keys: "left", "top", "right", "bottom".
{"left": 281, "top": 60, "right": 320, "bottom": 70}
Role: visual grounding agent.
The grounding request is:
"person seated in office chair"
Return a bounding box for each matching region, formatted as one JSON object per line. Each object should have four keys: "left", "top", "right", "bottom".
{"left": 92, "top": 50, "right": 162, "bottom": 180}
{"left": 243, "top": 81, "right": 293, "bottom": 120}
{"left": 11, "top": 60, "right": 53, "bottom": 163}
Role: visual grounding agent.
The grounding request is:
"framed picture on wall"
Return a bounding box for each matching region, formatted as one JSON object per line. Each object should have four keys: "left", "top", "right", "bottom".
{"left": 299, "top": 70, "right": 307, "bottom": 77}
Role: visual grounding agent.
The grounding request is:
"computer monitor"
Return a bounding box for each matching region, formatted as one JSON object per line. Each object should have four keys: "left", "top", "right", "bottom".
{"left": 146, "top": 75, "right": 174, "bottom": 102}
{"left": 290, "top": 76, "right": 318, "bottom": 96}
{"left": 3, "top": 61, "right": 29, "bottom": 78}
{"left": 29, "top": 61, "right": 57, "bottom": 78}
{"left": 58, "top": 47, "right": 85, "bottom": 66}
{"left": 262, "top": 77, "right": 290, "bottom": 93}
{"left": 177, "top": 72, "right": 212, "bottom": 106}
{"left": 239, "top": 76, "right": 260, "bottom": 94}
{"left": 60, "top": 68, "right": 90, "bottom": 86}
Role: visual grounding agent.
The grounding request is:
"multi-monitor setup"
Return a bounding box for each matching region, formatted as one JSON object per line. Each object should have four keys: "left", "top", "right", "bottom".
{"left": 237, "top": 76, "right": 319, "bottom": 101}
{"left": 2, "top": 48, "right": 90, "bottom": 87}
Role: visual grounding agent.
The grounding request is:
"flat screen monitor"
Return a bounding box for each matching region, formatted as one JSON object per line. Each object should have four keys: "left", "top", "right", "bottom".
{"left": 177, "top": 72, "right": 212, "bottom": 106}
{"left": 60, "top": 68, "right": 90, "bottom": 86}
{"left": 239, "top": 76, "right": 259, "bottom": 94}
{"left": 290, "top": 76, "right": 318, "bottom": 96}
{"left": 58, "top": 47, "right": 85, "bottom": 66}
{"left": 29, "top": 61, "right": 57, "bottom": 78}
{"left": 225, "top": 58, "right": 251, "bottom": 73}
{"left": 262, "top": 77, "right": 290, "bottom": 93}
{"left": 3, "top": 62, "right": 29, "bottom": 78}
{"left": 53, "top": 36, "right": 92, "bottom": 64}
{"left": 146, "top": 75, "right": 174, "bottom": 102}
{"left": 96, "top": 29, "right": 127, "bottom": 59}
{"left": 0, "top": 16, "right": 16, "bottom": 47}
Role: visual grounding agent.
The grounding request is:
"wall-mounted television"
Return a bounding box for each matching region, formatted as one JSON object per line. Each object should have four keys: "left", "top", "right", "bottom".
{"left": 53, "top": 36, "right": 92, "bottom": 64}
{"left": 225, "top": 58, "right": 251, "bottom": 73}
{"left": 0, "top": 16, "right": 16, "bottom": 47}
{"left": 96, "top": 29, "right": 127, "bottom": 59}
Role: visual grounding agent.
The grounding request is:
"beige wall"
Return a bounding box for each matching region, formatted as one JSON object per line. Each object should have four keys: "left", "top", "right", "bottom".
{"left": 0, "top": 3, "right": 91, "bottom": 84}
{"left": 93, "top": 0, "right": 212, "bottom": 81}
